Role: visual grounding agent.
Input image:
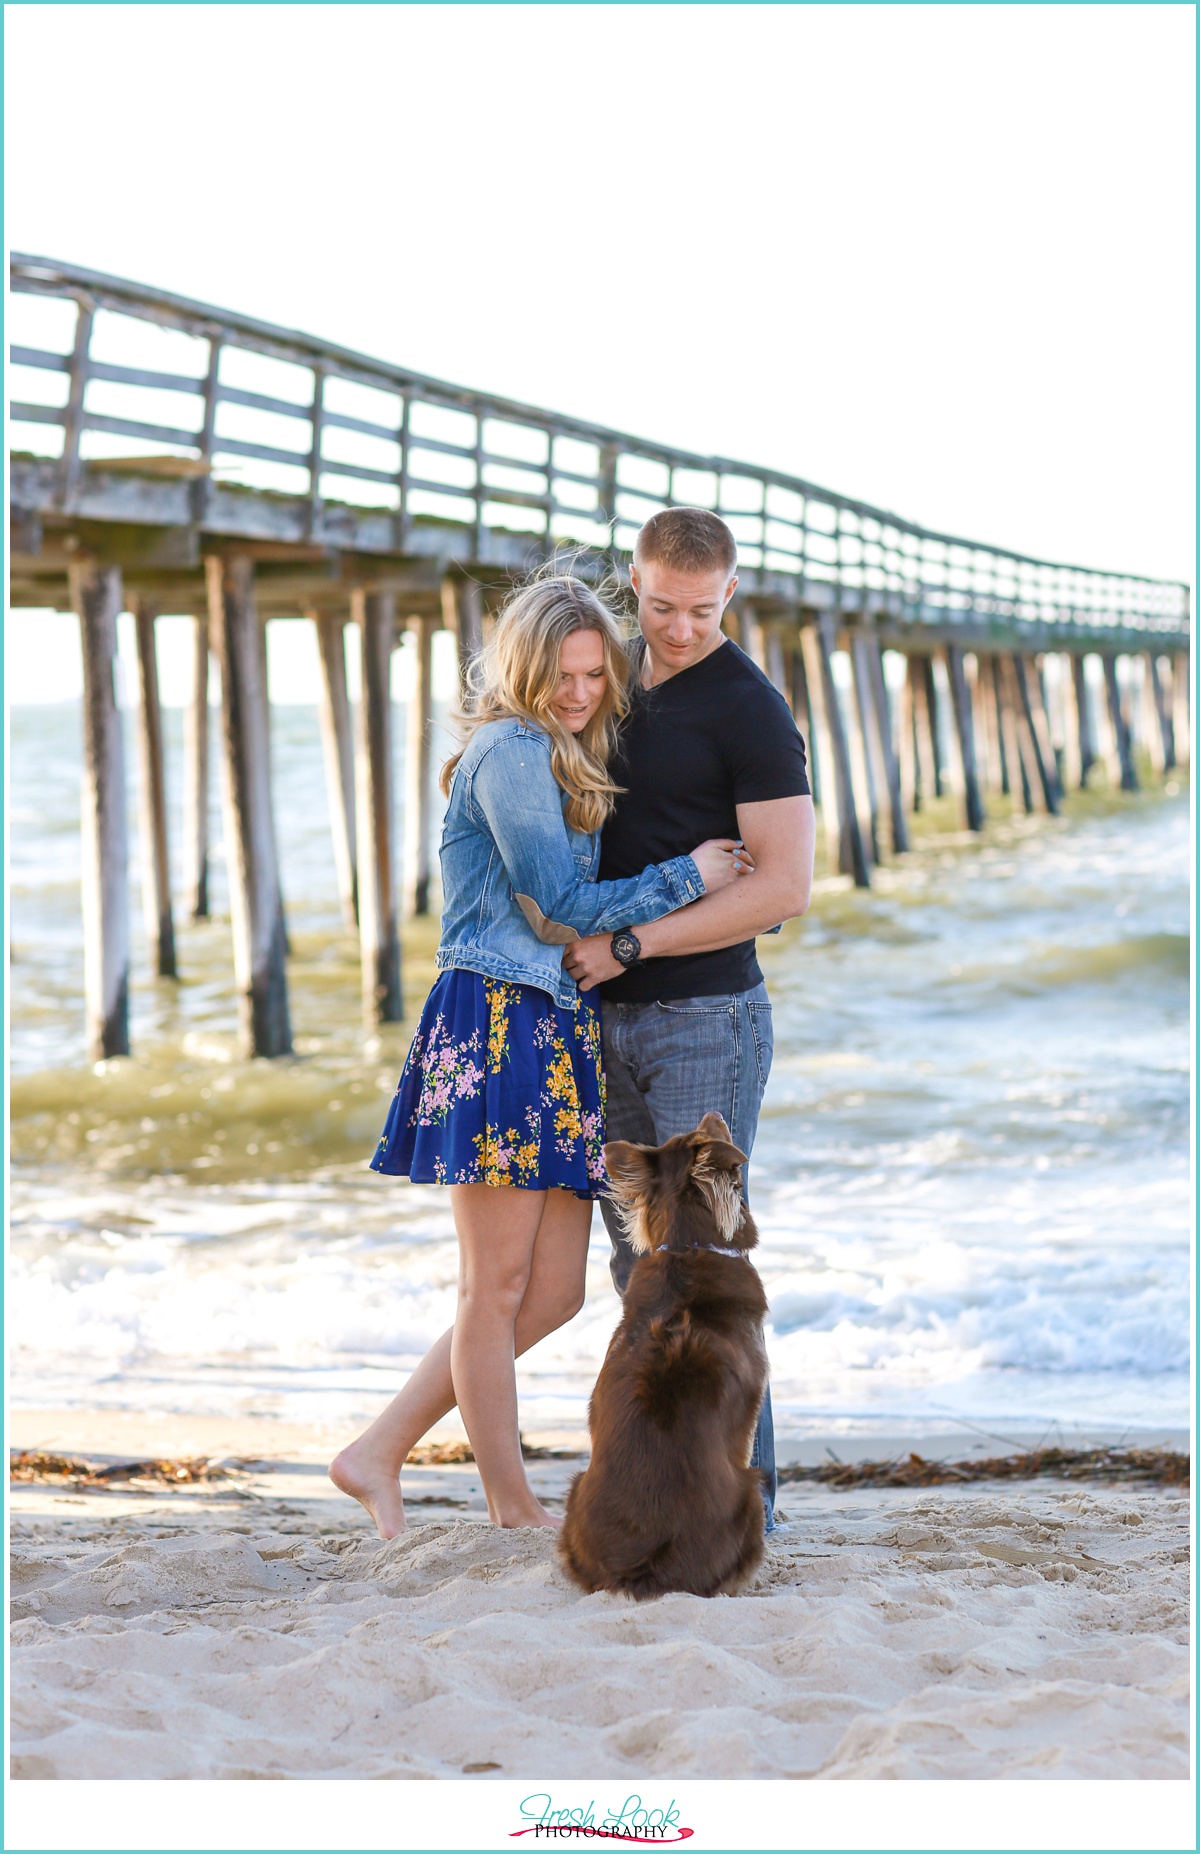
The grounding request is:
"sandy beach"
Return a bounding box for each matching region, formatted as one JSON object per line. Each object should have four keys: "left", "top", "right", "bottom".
{"left": 10, "top": 1413, "right": 1190, "bottom": 1781}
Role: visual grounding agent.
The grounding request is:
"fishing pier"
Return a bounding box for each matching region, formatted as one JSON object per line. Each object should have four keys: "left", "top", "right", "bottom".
{"left": 9, "top": 254, "right": 1191, "bottom": 1062}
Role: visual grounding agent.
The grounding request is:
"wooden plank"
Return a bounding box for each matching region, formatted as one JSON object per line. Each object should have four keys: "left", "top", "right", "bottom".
{"left": 70, "top": 558, "right": 131, "bottom": 1060}
{"left": 1011, "top": 654, "right": 1061, "bottom": 812}
{"left": 131, "top": 600, "right": 178, "bottom": 978}
{"left": 1068, "top": 653, "right": 1095, "bottom": 788}
{"left": 82, "top": 411, "right": 204, "bottom": 450}
{"left": 798, "top": 617, "right": 869, "bottom": 886}
{"left": 206, "top": 553, "right": 292, "bottom": 1056}
{"left": 181, "top": 615, "right": 210, "bottom": 918}
{"left": 10, "top": 402, "right": 66, "bottom": 427}
{"left": 1101, "top": 652, "right": 1139, "bottom": 791}
{"left": 354, "top": 588, "right": 403, "bottom": 1020}
{"left": 944, "top": 644, "right": 986, "bottom": 831}
{"left": 87, "top": 359, "right": 205, "bottom": 396}
{"left": 313, "top": 610, "right": 358, "bottom": 928}
{"left": 205, "top": 432, "right": 308, "bottom": 469}
{"left": 9, "top": 344, "right": 70, "bottom": 372}
{"left": 405, "top": 614, "right": 438, "bottom": 917}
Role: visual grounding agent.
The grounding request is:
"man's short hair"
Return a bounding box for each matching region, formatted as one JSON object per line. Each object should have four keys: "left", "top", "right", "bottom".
{"left": 634, "top": 507, "right": 737, "bottom": 578}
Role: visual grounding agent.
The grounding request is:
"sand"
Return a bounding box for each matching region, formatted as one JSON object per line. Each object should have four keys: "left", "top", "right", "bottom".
{"left": 9, "top": 1414, "right": 1190, "bottom": 1781}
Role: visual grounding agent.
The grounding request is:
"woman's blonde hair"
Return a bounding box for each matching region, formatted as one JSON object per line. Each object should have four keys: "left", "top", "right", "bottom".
{"left": 440, "top": 570, "right": 631, "bottom": 834}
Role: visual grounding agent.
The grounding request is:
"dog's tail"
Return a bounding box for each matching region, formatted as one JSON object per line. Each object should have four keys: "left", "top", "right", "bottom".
{"left": 634, "top": 1310, "right": 725, "bottom": 1424}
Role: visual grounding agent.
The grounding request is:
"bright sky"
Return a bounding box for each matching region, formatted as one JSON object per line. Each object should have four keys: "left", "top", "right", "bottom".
{"left": 6, "top": 2, "right": 1195, "bottom": 704}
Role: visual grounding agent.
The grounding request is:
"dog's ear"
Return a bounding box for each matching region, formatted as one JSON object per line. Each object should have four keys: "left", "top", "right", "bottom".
{"left": 603, "top": 1141, "right": 660, "bottom": 1254}
{"left": 693, "top": 1137, "right": 748, "bottom": 1175}
{"left": 603, "top": 1141, "right": 659, "bottom": 1201}
{"left": 693, "top": 1114, "right": 747, "bottom": 1172}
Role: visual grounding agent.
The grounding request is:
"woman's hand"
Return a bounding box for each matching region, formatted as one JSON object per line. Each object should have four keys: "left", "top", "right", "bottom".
{"left": 690, "top": 838, "right": 756, "bottom": 894}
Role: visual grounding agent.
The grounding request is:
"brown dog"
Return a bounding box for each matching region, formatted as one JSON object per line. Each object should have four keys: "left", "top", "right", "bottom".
{"left": 558, "top": 1112, "right": 769, "bottom": 1601}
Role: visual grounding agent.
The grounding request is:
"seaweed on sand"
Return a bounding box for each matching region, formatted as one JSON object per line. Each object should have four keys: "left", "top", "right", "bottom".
{"left": 10, "top": 1451, "right": 244, "bottom": 1489}
{"left": 777, "top": 1445, "right": 1189, "bottom": 1490}
{"left": 404, "top": 1436, "right": 584, "bottom": 1466}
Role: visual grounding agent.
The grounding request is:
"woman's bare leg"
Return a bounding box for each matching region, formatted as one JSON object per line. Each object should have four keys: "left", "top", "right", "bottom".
{"left": 329, "top": 1187, "right": 591, "bottom": 1536}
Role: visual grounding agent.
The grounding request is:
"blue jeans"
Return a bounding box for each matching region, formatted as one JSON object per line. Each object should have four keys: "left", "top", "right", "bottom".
{"left": 598, "top": 981, "right": 778, "bottom": 1528}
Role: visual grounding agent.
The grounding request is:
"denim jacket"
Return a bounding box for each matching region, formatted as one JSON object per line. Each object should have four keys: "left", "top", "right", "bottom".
{"left": 435, "top": 718, "right": 704, "bottom": 1009}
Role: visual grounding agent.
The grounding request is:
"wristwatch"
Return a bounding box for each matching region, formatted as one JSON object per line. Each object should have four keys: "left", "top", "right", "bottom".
{"left": 610, "top": 929, "right": 643, "bottom": 969}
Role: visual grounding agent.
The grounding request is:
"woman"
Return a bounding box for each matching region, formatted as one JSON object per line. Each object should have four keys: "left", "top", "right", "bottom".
{"left": 330, "top": 572, "right": 747, "bottom": 1537}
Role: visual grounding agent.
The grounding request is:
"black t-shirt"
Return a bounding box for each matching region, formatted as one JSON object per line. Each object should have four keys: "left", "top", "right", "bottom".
{"left": 598, "top": 637, "right": 810, "bottom": 1002}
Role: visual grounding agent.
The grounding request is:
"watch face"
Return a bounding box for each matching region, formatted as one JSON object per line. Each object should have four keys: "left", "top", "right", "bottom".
{"left": 612, "top": 932, "right": 640, "bottom": 967}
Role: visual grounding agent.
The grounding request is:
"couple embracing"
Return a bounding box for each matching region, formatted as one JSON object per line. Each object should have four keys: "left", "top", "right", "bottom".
{"left": 330, "top": 507, "right": 816, "bottom": 1539}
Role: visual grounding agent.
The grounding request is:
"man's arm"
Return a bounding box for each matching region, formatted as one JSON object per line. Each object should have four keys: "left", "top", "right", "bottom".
{"left": 563, "top": 795, "right": 815, "bottom": 987}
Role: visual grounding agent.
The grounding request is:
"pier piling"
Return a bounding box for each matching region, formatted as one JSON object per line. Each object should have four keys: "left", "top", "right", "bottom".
{"left": 313, "top": 610, "right": 358, "bottom": 929}
{"left": 789, "top": 643, "right": 821, "bottom": 808}
{"left": 923, "top": 659, "right": 945, "bottom": 799}
{"left": 800, "top": 617, "right": 870, "bottom": 886}
{"left": 944, "top": 645, "right": 986, "bottom": 832}
{"left": 131, "top": 599, "right": 178, "bottom": 979}
{"left": 1145, "top": 652, "right": 1174, "bottom": 774}
{"left": 71, "top": 558, "right": 131, "bottom": 1061}
{"left": 405, "top": 614, "right": 437, "bottom": 918}
{"left": 443, "top": 576, "right": 483, "bottom": 700}
{"left": 1102, "top": 653, "right": 1139, "bottom": 792}
{"left": 864, "top": 638, "right": 907, "bottom": 854}
{"left": 908, "top": 657, "right": 939, "bottom": 808}
{"left": 1011, "top": 655, "right": 1061, "bottom": 813}
{"left": 1069, "top": 654, "right": 1096, "bottom": 789}
{"left": 354, "top": 589, "right": 402, "bottom": 1022}
{"left": 982, "top": 655, "right": 1010, "bottom": 797}
{"left": 1170, "top": 654, "right": 1190, "bottom": 765}
{"left": 206, "top": 554, "right": 292, "bottom": 1058}
{"left": 848, "top": 636, "right": 882, "bottom": 865}
{"left": 181, "top": 615, "right": 210, "bottom": 919}
{"left": 994, "top": 656, "right": 1034, "bottom": 811}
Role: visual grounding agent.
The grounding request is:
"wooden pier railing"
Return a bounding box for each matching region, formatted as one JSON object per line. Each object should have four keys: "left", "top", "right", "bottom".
{"left": 9, "top": 254, "right": 1192, "bottom": 1062}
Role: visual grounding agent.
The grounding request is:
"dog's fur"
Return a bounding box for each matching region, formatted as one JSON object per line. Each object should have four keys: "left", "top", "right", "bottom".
{"left": 557, "top": 1113, "right": 769, "bottom": 1601}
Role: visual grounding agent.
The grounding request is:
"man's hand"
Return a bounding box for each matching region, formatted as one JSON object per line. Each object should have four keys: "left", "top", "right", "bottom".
{"left": 562, "top": 795, "right": 815, "bottom": 988}
{"left": 636, "top": 795, "right": 815, "bottom": 961}
{"left": 563, "top": 934, "right": 624, "bottom": 987}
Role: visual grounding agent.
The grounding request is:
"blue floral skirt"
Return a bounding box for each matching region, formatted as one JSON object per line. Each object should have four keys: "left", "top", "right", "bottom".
{"left": 369, "top": 968, "right": 607, "bottom": 1198}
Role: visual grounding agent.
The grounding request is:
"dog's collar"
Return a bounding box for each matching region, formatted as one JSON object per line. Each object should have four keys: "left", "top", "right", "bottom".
{"left": 654, "top": 1243, "right": 747, "bottom": 1259}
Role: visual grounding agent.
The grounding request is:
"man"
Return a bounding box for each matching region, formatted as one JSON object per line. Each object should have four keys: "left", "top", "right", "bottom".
{"left": 564, "top": 507, "right": 816, "bottom": 1529}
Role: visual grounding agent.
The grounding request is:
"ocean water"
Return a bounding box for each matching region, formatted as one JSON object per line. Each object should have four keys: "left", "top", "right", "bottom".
{"left": 8, "top": 702, "right": 1192, "bottom": 1443}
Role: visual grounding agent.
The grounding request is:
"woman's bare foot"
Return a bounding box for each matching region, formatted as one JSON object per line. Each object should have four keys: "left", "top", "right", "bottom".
{"left": 495, "top": 1502, "right": 562, "bottom": 1530}
{"left": 328, "top": 1445, "right": 408, "bottom": 1540}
